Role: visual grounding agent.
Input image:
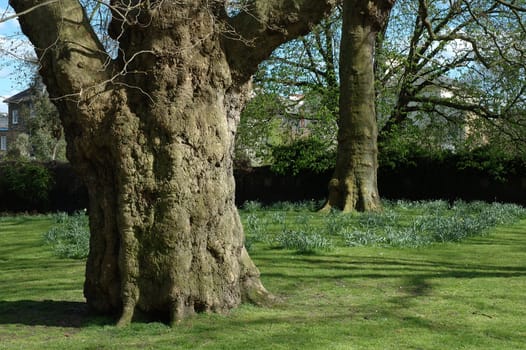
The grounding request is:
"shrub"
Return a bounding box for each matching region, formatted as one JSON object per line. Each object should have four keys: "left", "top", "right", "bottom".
{"left": 44, "top": 211, "right": 90, "bottom": 259}
{"left": 0, "top": 161, "right": 54, "bottom": 210}
{"left": 270, "top": 138, "right": 335, "bottom": 175}
{"left": 456, "top": 145, "right": 524, "bottom": 182}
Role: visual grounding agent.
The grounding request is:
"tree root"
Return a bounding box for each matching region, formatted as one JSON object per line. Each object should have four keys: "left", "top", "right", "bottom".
{"left": 116, "top": 300, "right": 136, "bottom": 327}
{"left": 239, "top": 246, "right": 278, "bottom": 307}
{"left": 241, "top": 276, "right": 278, "bottom": 307}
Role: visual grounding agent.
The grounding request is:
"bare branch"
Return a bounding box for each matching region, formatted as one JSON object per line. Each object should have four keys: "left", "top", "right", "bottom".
{"left": 0, "top": 0, "right": 58, "bottom": 23}
{"left": 494, "top": 0, "right": 526, "bottom": 12}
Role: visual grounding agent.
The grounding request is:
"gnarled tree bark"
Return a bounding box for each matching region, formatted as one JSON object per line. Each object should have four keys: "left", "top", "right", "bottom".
{"left": 322, "top": 0, "right": 394, "bottom": 213}
{"left": 10, "top": 0, "right": 336, "bottom": 325}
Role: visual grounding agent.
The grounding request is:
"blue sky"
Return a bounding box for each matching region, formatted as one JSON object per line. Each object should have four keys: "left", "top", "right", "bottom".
{"left": 0, "top": 0, "right": 30, "bottom": 113}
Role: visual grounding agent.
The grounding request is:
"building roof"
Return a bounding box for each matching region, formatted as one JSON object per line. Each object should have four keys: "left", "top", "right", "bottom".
{"left": 3, "top": 88, "right": 33, "bottom": 104}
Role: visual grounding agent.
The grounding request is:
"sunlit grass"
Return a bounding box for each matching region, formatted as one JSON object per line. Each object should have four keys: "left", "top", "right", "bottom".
{"left": 1, "top": 205, "right": 525, "bottom": 349}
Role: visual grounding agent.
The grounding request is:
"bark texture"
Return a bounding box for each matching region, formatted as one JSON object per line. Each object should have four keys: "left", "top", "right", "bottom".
{"left": 10, "top": 0, "right": 336, "bottom": 325}
{"left": 322, "top": 0, "right": 394, "bottom": 213}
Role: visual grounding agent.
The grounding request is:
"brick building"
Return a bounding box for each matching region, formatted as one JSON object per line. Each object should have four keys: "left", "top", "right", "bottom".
{"left": 0, "top": 88, "right": 34, "bottom": 157}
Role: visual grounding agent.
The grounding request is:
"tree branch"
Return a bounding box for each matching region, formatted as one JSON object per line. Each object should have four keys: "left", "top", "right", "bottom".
{"left": 223, "top": 0, "right": 337, "bottom": 83}
{"left": 411, "top": 95, "right": 498, "bottom": 120}
{"left": 494, "top": 0, "right": 526, "bottom": 12}
{"left": 267, "top": 56, "right": 326, "bottom": 78}
{"left": 0, "top": 0, "right": 58, "bottom": 23}
{"left": 10, "top": 0, "right": 112, "bottom": 105}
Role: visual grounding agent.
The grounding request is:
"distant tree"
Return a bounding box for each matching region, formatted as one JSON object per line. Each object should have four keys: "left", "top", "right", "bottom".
{"left": 236, "top": 8, "right": 341, "bottom": 166}
{"left": 235, "top": 92, "right": 289, "bottom": 167}
{"left": 377, "top": 0, "right": 526, "bottom": 154}
{"left": 2, "top": 77, "right": 67, "bottom": 162}
{"left": 26, "top": 83, "right": 67, "bottom": 161}
{"left": 6, "top": 133, "right": 31, "bottom": 159}
{"left": 234, "top": 0, "right": 525, "bottom": 215}
{"left": 322, "top": 0, "right": 395, "bottom": 212}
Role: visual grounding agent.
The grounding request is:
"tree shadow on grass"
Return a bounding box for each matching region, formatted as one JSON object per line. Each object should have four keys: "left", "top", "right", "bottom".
{"left": 257, "top": 253, "right": 526, "bottom": 279}
{"left": 0, "top": 300, "right": 109, "bottom": 328}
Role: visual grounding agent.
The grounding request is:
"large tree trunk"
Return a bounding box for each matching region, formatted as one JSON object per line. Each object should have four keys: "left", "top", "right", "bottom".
{"left": 10, "top": 0, "right": 336, "bottom": 325}
{"left": 322, "top": 0, "right": 394, "bottom": 213}
{"left": 81, "top": 84, "right": 267, "bottom": 325}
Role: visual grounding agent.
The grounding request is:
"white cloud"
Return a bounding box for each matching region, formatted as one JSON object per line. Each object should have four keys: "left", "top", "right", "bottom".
{"left": 0, "top": 93, "right": 11, "bottom": 113}
{"left": 0, "top": 100, "right": 7, "bottom": 113}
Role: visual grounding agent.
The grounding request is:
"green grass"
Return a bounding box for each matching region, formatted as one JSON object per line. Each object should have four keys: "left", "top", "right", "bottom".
{"left": 242, "top": 200, "right": 526, "bottom": 251}
{"left": 1, "top": 204, "right": 526, "bottom": 349}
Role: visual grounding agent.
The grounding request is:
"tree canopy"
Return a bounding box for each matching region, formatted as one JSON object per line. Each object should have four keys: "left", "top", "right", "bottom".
{"left": 237, "top": 0, "right": 526, "bottom": 164}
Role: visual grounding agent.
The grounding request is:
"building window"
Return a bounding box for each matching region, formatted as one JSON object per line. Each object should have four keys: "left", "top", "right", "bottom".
{"left": 0, "top": 136, "right": 6, "bottom": 151}
{"left": 12, "top": 109, "right": 19, "bottom": 125}
{"left": 0, "top": 114, "right": 7, "bottom": 131}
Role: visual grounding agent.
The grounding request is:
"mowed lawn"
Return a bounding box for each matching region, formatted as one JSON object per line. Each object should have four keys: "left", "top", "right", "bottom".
{"left": 0, "top": 214, "right": 525, "bottom": 349}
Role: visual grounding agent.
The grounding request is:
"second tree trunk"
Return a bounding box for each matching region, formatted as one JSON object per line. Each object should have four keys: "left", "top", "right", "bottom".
{"left": 323, "top": 0, "right": 386, "bottom": 213}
